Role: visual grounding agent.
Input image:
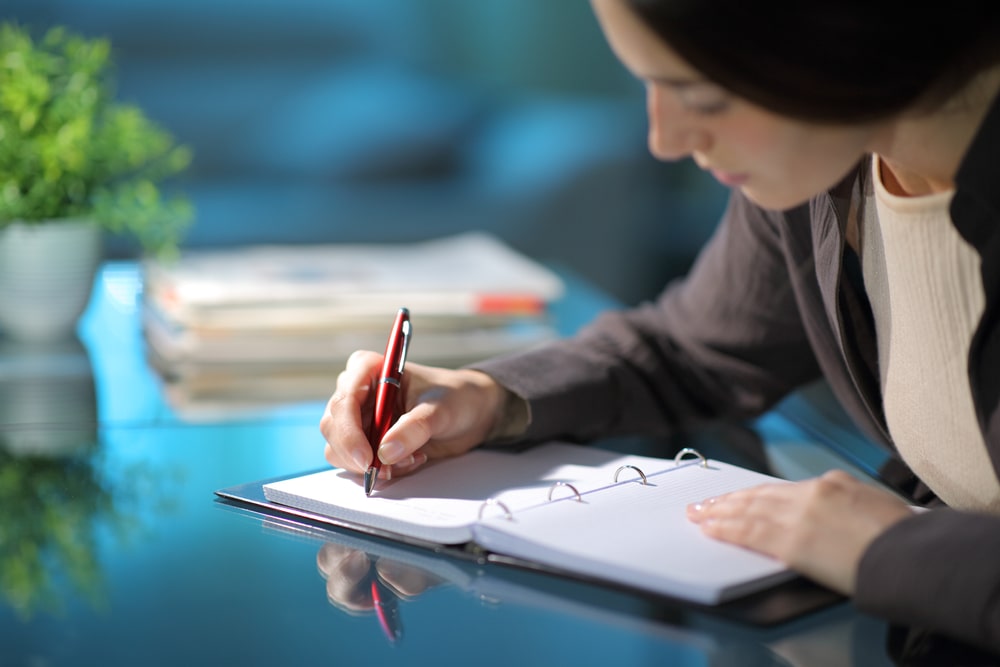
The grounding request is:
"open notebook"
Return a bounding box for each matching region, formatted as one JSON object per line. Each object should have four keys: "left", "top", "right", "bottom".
{"left": 256, "top": 442, "right": 798, "bottom": 606}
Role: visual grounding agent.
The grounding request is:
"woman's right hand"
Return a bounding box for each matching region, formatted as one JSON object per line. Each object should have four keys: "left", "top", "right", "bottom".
{"left": 320, "top": 349, "right": 511, "bottom": 480}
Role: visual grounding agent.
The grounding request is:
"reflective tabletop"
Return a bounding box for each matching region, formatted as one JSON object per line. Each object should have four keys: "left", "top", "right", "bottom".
{"left": 0, "top": 264, "right": 982, "bottom": 666}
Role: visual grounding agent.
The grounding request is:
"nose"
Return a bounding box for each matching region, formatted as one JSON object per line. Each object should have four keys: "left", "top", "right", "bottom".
{"left": 646, "top": 85, "right": 710, "bottom": 161}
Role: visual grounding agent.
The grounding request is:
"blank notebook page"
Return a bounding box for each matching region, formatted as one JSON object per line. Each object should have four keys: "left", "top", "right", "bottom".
{"left": 471, "top": 460, "right": 794, "bottom": 605}
{"left": 263, "top": 443, "right": 675, "bottom": 544}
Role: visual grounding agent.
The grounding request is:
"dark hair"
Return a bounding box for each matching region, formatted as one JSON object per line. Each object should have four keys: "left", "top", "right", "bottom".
{"left": 626, "top": 0, "right": 1000, "bottom": 123}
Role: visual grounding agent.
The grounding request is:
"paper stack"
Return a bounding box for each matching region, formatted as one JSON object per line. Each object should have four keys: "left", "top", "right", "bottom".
{"left": 142, "top": 232, "right": 565, "bottom": 417}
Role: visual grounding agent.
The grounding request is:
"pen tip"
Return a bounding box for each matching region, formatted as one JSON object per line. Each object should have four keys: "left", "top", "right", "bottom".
{"left": 364, "top": 467, "right": 378, "bottom": 496}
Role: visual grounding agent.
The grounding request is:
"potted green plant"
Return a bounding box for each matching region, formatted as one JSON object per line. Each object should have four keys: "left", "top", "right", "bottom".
{"left": 0, "top": 23, "right": 193, "bottom": 340}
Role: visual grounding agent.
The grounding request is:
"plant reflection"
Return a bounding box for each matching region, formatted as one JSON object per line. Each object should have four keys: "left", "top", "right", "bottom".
{"left": 0, "top": 336, "right": 148, "bottom": 618}
{"left": 0, "top": 443, "right": 110, "bottom": 616}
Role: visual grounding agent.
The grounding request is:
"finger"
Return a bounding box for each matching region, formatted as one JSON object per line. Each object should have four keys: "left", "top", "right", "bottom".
{"left": 324, "top": 438, "right": 372, "bottom": 475}
{"left": 376, "top": 401, "right": 440, "bottom": 466}
{"left": 685, "top": 485, "right": 805, "bottom": 558}
{"left": 320, "top": 549, "right": 375, "bottom": 613}
{"left": 687, "top": 483, "right": 793, "bottom": 523}
{"left": 689, "top": 472, "right": 863, "bottom": 525}
{"left": 316, "top": 543, "right": 359, "bottom": 578}
{"left": 687, "top": 477, "right": 854, "bottom": 560}
{"left": 381, "top": 452, "right": 429, "bottom": 481}
{"left": 375, "top": 559, "right": 443, "bottom": 599}
{"left": 695, "top": 512, "right": 791, "bottom": 556}
{"left": 321, "top": 353, "right": 381, "bottom": 472}
{"left": 325, "top": 579, "right": 373, "bottom": 615}
{"left": 317, "top": 543, "right": 370, "bottom": 582}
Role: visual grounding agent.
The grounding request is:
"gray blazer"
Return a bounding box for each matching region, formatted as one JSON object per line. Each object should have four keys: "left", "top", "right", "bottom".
{"left": 473, "top": 93, "right": 1000, "bottom": 651}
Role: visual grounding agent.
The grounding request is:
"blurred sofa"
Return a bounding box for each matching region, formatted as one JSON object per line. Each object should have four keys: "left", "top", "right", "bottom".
{"left": 6, "top": 0, "right": 729, "bottom": 304}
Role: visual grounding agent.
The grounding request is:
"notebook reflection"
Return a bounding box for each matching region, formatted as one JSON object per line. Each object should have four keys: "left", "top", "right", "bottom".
{"left": 257, "top": 516, "right": 899, "bottom": 666}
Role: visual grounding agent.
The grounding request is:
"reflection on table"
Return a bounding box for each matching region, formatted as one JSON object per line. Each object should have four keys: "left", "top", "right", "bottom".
{"left": 250, "top": 510, "right": 888, "bottom": 666}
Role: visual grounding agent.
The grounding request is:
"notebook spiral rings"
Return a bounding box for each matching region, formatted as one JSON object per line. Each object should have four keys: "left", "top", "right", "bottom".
{"left": 479, "top": 447, "right": 710, "bottom": 521}
{"left": 614, "top": 464, "right": 648, "bottom": 485}
{"left": 478, "top": 497, "right": 514, "bottom": 520}
{"left": 547, "top": 481, "right": 583, "bottom": 502}
{"left": 674, "top": 447, "right": 708, "bottom": 468}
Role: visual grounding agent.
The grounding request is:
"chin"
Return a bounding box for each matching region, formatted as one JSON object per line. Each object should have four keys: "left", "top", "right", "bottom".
{"left": 740, "top": 186, "right": 814, "bottom": 212}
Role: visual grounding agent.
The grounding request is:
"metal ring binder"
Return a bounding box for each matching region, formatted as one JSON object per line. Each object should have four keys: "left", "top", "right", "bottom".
{"left": 478, "top": 498, "right": 514, "bottom": 521}
{"left": 613, "top": 465, "right": 648, "bottom": 485}
{"left": 674, "top": 447, "right": 709, "bottom": 468}
{"left": 547, "top": 481, "right": 583, "bottom": 502}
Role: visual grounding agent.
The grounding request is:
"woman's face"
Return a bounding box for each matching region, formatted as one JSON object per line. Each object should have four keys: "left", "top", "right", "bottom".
{"left": 591, "top": 0, "right": 881, "bottom": 210}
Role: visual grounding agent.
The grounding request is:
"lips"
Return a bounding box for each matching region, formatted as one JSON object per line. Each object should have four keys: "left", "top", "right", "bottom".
{"left": 709, "top": 168, "right": 749, "bottom": 187}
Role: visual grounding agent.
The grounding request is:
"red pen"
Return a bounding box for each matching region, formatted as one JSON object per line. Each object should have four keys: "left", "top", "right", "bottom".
{"left": 370, "top": 577, "right": 403, "bottom": 644}
{"left": 365, "top": 307, "right": 412, "bottom": 496}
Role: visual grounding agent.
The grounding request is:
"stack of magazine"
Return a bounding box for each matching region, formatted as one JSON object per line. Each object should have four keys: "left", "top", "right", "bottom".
{"left": 142, "top": 232, "right": 565, "bottom": 417}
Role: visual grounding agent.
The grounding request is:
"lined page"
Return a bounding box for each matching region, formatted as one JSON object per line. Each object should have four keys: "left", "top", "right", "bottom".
{"left": 471, "top": 460, "right": 793, "bottom": 605}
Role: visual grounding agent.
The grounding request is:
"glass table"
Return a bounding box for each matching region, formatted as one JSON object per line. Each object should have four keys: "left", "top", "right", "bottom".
{"left": 0, "top": 262, "right": 982, "bottom": 666}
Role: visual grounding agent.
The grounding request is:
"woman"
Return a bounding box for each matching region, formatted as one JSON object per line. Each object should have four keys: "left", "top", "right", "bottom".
{"left": 321, "top": 0, "right": 1000, "bottom": 652}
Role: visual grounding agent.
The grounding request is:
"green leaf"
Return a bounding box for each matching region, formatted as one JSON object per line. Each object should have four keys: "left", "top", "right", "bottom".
{"left": 0, "top": 22, "right": 193, "bottom": 255}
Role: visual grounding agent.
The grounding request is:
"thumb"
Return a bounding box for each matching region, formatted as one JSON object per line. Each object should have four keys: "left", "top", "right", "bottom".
{"left": 376, "top": 400, "right": 438, "bottom": 466}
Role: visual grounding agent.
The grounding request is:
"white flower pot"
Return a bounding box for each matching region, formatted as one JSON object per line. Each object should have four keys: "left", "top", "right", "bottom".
{"left": 0, "top": 219, "right": 102, "bottom": 341}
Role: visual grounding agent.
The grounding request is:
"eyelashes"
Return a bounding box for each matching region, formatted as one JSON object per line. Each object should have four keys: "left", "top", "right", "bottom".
{"left": 675, "top": 87, "right": 732, "bottom": 115}
{"left": 644, "top": 79, "right": 733, "bottom": 116}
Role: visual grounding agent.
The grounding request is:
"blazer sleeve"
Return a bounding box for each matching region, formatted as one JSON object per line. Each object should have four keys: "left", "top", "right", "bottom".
{"left": 471, "top": 190, "right": 823, "bottom": 444}
{"left": 856, "top": 509, "right": 1000, "bottom": 653}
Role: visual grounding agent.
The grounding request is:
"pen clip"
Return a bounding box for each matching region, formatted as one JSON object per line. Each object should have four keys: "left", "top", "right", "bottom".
{"left": 396, "top": 318, "right": 412, "bottom": 375}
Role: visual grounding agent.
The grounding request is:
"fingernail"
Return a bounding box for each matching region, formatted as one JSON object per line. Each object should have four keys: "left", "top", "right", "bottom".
{"left": 378, "top": 440, "right": 405, "bottom": 465}
{"left": 689, "top": 502, "right": 704, "bottom": 514}
{"left": 351, "top": 450, "right": 370, "bottom": 472}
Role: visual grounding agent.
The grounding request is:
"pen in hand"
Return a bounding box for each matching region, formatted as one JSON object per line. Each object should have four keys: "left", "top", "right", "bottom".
{"left": 365, "top": 307, "right": 412, "bottom": 496}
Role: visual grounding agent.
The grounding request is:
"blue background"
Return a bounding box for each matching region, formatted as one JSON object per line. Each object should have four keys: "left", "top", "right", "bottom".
{"left": 6, "top": 0, "right": 730, "bottom": 305}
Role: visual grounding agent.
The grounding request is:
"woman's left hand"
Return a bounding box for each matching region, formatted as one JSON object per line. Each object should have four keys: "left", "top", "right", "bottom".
{"left": 687, "top": 469, "right": 915, "bottom": 595}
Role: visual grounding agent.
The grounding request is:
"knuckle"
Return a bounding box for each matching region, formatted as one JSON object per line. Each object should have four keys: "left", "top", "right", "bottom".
{"left": 327, "top": 387, "right": 363, "bottom": 418}
{"left": 822, "top": 469, "right": 853, "bottom": 485}
{"left": 730, "top": 519, "right": 758, "bottom": 544}
{"left": 346, "top": 349, "right": 377, "bottom": 369}
{"left": 714, "top": 491, "right": 751, "bottom": 515}
{"left": 735, "top": 492, "right": 758, "bottom": 512}
{"left": 328, "top": 389, "right": 352, "bottom": 410}
{"left": 318, "top": 413, "right": 334, "bottom": 442}
{"left": 811, "top": 474, "right": 842, "bottom": 499}
{"left": 827, "top": 468, "right": 855, "bottom": 483}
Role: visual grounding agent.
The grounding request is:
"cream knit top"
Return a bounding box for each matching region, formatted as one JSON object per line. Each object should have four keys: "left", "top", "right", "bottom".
{"left": 860, "top": 156, "right": 998, "bottom": 511}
